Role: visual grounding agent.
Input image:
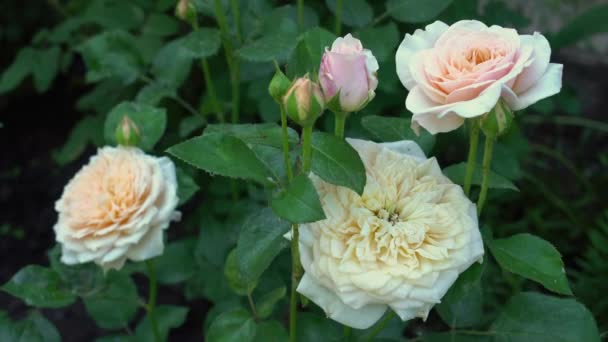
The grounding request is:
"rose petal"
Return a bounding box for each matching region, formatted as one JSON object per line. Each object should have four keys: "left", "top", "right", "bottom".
{"left": 396, "top": 21, "right": 449, "bottom": 90}
{"left": 512, "top": 32, "right": 551, "bottom": 93}
{"left": 502, "top": 63, "right": 563, "bottom": 110}
{"left": 297, "top": 273, "right": 387, "bottom": 329}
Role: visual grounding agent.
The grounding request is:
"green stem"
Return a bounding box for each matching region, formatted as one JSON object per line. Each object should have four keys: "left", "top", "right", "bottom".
{"left": 289, "top": 223, "right": 300, "bottom": 342}
{"left": 201, "top": 59, "right": 224, "bottom": 123}
{"left": 334, "top": 113, "right": 346, "bottom": 139}
{"left": 477, "top": 136, "right": 495, "bottom": 215}
{"left": 145, "top": 260, "right": 161, "bottom": 342}
{"left": 280, "top": 105, "right": 294, "bottom": 181}
{"left": 302, "top": 126, "right": 313, "bottom": 173}
{"left": 464, "top": 120, "right": 480, "bottom": 196}
{"left": 335, "top": 0, "right": 343, "bottom": 35}
{"left": 213, "top": 0, "right": 240, "bottom": 123}
{"left": 365, "top": 311, "right": 395, "bottom": 341}
{"left": 343, "top": 326, "right": 351, "bottom": 338}
{"left": 230, "top": 0, "right": 242, "bottom": 43}
{"left": 247, "top": 292, "right": 258, "bottom": 320}
{"left": 297, "top": 0, "right": 304, "bottom": 31}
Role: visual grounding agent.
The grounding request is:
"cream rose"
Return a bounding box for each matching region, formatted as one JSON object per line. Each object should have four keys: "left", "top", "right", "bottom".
{"left": 294, "top": 139, "right": 483, "bottom": 329}
{"left": 54, "top": 146, "right": 180, "bottom": 270}
{"left": 396, "top": 20, "right": 563, "bottom": 134}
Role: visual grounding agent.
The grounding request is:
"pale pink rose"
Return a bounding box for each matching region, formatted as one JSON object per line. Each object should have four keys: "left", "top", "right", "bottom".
{"left": 396, "top": 20, "right": 563, "bottom": 134}
{"left": 54, "top": 146, "right": 180, "bottom": 270}
{"left": 319, "top": 34, "right": 379, "bottom": 112}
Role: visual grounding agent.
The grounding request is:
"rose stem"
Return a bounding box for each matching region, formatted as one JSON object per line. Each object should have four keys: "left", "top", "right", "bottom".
{"left": 297, "top": 0, "right": 304, "bottom": 31}
{"left": 247, "top": 292, "right": 259, "bottom": 320}
{"left": 334, "top": 113, "right": 346, "bottom": 139}
{"left": 335, "top": 0, "right": 343, "bottom": 35}
{"left": 145, "top": 260, "right": 161, "bottom": 342}
{"left": 289, "top": 223, "right": 300, "bottom": 342}
{"left": 365, "top": 311, "right": 395, "bottom": 341}
{"left": 302, "top": 125, "right": 313, "bottom": 173}
{"left": 280, "top": 104, "right": 294, "bottom": 181}
{"left": 477, "top": 136, "right": 495, "bottom": 215}
{"left": 212, "top": 0, "right": 240, "bottom": 124}
{"left": 190, "top": 19, "right": 224, "bottom": 123}
{"left": 464, "top": 120, "right": 480, "bottom": 196}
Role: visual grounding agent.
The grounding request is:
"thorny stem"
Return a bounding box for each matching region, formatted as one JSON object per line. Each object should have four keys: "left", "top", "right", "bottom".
{"left": 477, "top": 136, "right": 495, "bottom": 215}
{"left": 464, "top": 120, "right": 480, "bottom": 196}
{"left": 145, "top": 260, "right": 161, "bottom": 342}
{"left": 280, "top": 104, "right": 294, "bottom": 181}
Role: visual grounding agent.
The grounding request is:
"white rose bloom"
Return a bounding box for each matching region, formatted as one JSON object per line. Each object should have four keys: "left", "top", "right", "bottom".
{"left": 294, "top": 139, "right": 483, "bottom": 329}
{"left": 54, "top": 146, "right": 180, "bottom": 271}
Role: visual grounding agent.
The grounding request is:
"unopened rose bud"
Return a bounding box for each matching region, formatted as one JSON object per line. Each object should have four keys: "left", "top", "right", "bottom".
{"left": 175, "top": 0, "right": 197, "bottom": 26}
{"left": 115, "top": 115, "right": 140, "bottom": 147}
{"left": 481, "top": 100, "right": 514, "bottom": 138}
{"left": 268, "top": 67, "right": 291, "bottom": 103}
{"left": 283, "top": 76, "right": 325, "bottom": 127}
{"left": 319, "top": 34, "right": 379, "bottom": 113}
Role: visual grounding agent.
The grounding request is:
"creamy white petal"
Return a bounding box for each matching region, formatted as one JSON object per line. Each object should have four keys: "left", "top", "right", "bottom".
{"left": 297, "top": 273, "right": 387, "bottom": 329}
{"left": 502, "top": 63, "right": 563, "bottom": 111}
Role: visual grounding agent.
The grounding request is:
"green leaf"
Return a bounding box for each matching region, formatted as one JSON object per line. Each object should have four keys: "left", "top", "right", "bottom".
{"left": 325, "top": 0, "right": 373, "bottom": 28}
{"left": 386, "top": 0, "right": 453, "bottom": 23}
{"left": 205, "top": 123, "right": 299, "bottom": 149}
{"left": 491, "top": 292, "right": 599, "bottom": 342}
{"left": 0, "top": 47, "right": 35, "bottom": 94}
{"left": 552, "top": 4, "right": 608, "bottom": 49}
{"left": 257, "top": 287, "right": 287, "bottom": 319}
{"left": 443, "top": 162, "right": 518, "bottom": 191}
{"left": 297, "top": 312, "right": 342, "bottom": 342}
{"left": 225, "top": 249, "right": 258, "bottom": 296}
{"left": 422, "top": 333, "right": 489, "bottom": 342}
{"left": 152, "top": 239, "right": 197, "bottom": 284}
{"left": 206, "top": 309, "right": 257, "bottom": 342}
{"left": 436, "top": 263, "right": 483, "bottom": 328}
{"left": 52, "top": 115, "right": 104, "bottom": 166}
{"left": 104, "top": 101, "right": 167, "bottom": 151}
{"left": 83, "top": 271, "right": 139, "bottom": 330}
{"left": 357, "top": 22, "right": 399, "bottom": 62}
{"left": 48, "top": 245, "right": 106, "bottom": 297}
{"left": 271, "top": 174, "right": 325, "bottom": 223}
{"left": 176, "top": 167, "right": 199, "bottom": 206}
{"left": 311, "top": 132, "right": 366, "bottom": 195}
{"left": 489, "top": 233, "right": 572, "bottom": 295}
{"left": 152, "top": 38, "right": 193, "bottom": 87}
{"left": 135, "top": 305, "right": 189, "bottom": 341}
{"left": 136, "top": 82, "right": 176, "bottom": 106}
{"left": 1, "top": 265, "right": 76, "bottom": 308}
{"left": 3, "top": 311, "right": 61, "bottom": 342}
{"left": 235, "top": 208, "right": 291, "bottom": 287}
{"left": 142, "top": 13, "right": 180, "bottom": 37}
{"left": 167, "top": 133, "right": 274, "bottom": 185}
{"left": 287, "top": 27, "right": 337, "bottom": 77}
{"left": 360, "top": 115, "right": 436, "bottom": 154}
{"left": 254, "top": 321, "right": 288, "bottom": 341}
{"left": 238, "top": 20, "right": 299, "bottom": 62}
{"left": 182, "top": 28, "right": 221, "bottom": 58}
{"left": 78, "top": 30, "right": 143, "bottom": 84}
{"left": 195, "top": 219, "right": 233, "bottom": 268}
{"left": 32, "top": 47, "right": 61, "bottom": 93}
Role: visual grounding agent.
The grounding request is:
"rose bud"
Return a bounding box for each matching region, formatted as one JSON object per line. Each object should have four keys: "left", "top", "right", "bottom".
{"left": 283, "top": 75, "right": 325, "bottom": 127}
{"left": 319, "top": 34, "right": 379, "bottom": 113}
{"left": 480, "top": 100, "right": 514, "bottom": 138}
{"left": 268, "top": 67, "right": 291, "bottom": 103}
{"left": 115, "top": 115, "right": 140, "bottom": 147}
{"left": 175, "top": 0, "right": 197, "bottom": 26}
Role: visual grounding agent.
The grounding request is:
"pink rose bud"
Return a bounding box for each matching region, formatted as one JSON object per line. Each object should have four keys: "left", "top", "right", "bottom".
{"left": 116, "top": 115, "right": 140, "bottom": 147}
{"left": 175, "top": 0, "right": 197, "bottom": 25}
{"left": 283, "top": 75, "right": 325, "bottom": 127}
{"left": 319, "top": 34, "right": 379, "bottom": 113}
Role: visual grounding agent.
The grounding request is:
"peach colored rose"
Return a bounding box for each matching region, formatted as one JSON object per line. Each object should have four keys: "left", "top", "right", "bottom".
{"left": 54, "top": 146, "right": 180, "bottom": 270}
{"left": 396, "top": 20, "right": 562, "bottom": 134}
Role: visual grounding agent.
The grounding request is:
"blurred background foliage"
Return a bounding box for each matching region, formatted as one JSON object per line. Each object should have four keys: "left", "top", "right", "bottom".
{"left": 0, "top": 0, "right": 607, "bottom": 340}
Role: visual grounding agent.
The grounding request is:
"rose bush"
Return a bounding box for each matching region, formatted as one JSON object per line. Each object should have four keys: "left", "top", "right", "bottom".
{"left": 54, "top": 146, "right": 180, "bottom": 270}
{"left": 396, "top": 20, "right": 563, "bottom": 134}
{"left": 294, "top": 139, "right": 483, "bottom": 328}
